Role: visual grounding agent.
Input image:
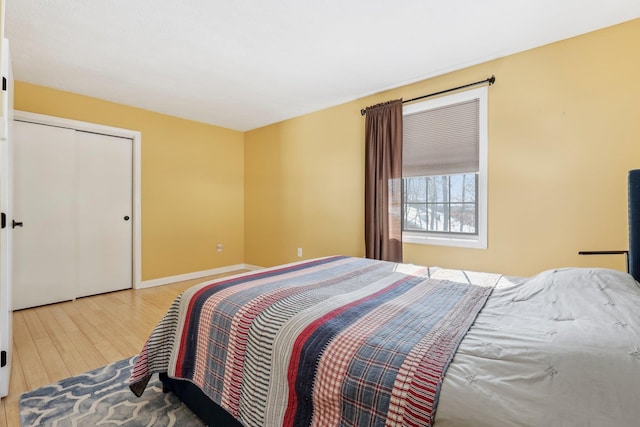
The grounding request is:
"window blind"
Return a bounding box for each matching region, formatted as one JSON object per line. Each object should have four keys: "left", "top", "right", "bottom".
{"left": 403, "top": 98, "right": 479, "bottom": 177}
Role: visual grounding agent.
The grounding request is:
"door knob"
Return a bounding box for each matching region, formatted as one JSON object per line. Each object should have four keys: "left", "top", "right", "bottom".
{"left": 123, "top": 216, "right": 130, "bottom": 221}
{"left": 12, "top": 220, "right": 23, "bottom": 228}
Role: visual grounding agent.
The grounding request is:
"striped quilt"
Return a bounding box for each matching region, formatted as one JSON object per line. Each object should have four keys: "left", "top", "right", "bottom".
{"left": 129, "top": 256, "right": 500, "bottom": 427}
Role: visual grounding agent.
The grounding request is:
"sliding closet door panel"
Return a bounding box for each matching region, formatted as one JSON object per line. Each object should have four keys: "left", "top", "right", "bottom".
{"left": 75, "top": 131, "right": 132, "bottom": 297}
{"left": 13, "top": 121, "right": 77, "bottom": 310}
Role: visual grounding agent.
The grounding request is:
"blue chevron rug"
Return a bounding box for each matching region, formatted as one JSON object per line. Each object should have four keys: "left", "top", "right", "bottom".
{"left": 19, "top": 356, "right": 204, "bottom": 426}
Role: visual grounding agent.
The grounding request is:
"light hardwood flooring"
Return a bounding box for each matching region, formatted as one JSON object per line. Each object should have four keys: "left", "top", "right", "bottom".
{"left": 0, "top": 271, "right": 247, "bottom": 427}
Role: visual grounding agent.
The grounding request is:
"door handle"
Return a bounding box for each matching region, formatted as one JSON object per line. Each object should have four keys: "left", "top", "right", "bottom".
{"left": 12, "top": 220, "right": 23, "bottom": 228}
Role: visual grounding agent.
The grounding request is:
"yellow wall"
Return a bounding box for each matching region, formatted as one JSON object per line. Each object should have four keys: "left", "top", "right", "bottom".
{"left": 14, "top": 82, "right": 245, "bottom": 281}
{"left": 245, "top": 19, "right": 640, "bottom": 277}
{"left": 245, "top": 103, "right": 365, "bottom": 266}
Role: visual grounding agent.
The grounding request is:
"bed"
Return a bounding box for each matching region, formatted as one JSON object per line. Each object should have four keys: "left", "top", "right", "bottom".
{"left": 129, "top": 255, "right": 640, "bottom": 426}
{"left": 130, "top": 169, "right": 640, "bottom": 426}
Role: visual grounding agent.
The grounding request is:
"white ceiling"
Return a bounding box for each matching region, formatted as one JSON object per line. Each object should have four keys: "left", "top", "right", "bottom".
{"left": 5, "top": 1, "right": 640, "bottom": 132}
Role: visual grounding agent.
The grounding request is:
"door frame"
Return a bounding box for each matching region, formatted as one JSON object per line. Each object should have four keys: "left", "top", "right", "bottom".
{"left": 0, "top": 37, "right": 14, "bottom": 397}
{"left": 13, "top": 110, "right": 142, "bottom": 289}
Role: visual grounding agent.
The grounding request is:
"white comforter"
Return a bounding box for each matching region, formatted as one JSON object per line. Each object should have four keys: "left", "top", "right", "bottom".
{"left": 435, "top": 267, "right": 640, "bottom": 427}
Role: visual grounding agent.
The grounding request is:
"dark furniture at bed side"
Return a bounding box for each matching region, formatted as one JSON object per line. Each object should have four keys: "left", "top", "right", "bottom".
{"left": 578, "top": 169, "right": 640, "bottom": 283}
{"left": 629, "top": 169, "right": 640, "bottom": 281}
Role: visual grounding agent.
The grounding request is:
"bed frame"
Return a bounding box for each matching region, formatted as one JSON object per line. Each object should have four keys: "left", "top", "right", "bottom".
{"left": 160, "top": 373, "right": 242, "bottom": 427}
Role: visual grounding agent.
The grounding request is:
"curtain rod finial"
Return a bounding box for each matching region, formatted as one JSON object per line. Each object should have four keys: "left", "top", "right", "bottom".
{"left": 361, "top": 108, "right": 367, "bottom": 116}
{"left": 489, "top": 75, "right": 496, "bottom": 85}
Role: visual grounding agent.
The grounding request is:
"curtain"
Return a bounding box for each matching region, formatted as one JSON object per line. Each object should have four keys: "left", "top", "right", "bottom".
{"left": 364, "top": 99, "right": 403, "bottom": 262}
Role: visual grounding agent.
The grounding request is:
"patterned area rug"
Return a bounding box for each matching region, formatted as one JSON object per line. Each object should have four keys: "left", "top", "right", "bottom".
{"left": 20, "top": 356, "right": 205, "bottom": 426}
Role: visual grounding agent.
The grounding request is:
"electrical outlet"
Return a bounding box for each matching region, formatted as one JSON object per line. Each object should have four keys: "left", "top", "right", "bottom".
{"left": 297, "top": 247, "right": 303, "bottom": 257}
{"left": 217, "top": 243, "right": 223, "bottom": 252}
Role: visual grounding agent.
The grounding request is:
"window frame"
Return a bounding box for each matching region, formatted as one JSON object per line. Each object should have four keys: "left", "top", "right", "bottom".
{"left": 402, "top": 86, "right": 488, "bottom": 249}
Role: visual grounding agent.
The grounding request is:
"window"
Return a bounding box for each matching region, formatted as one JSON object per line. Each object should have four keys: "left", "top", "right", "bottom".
{"left": 403, "top": 174, "right": 477, "bottom": 233}
{"left": 402, "top": 87, "right": 487, "bottom": 249}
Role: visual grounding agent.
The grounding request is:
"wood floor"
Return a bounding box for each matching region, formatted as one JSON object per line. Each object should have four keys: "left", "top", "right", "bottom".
{"left": 0, "top": 271, "right": 246, "bottom": 427}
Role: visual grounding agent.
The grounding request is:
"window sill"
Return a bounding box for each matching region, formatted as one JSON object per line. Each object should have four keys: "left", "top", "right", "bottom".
{"left": 403, "top": 232, "right": 487, "bottom": 249}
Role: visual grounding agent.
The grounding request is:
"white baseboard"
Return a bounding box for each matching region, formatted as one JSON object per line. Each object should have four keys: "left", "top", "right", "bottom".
{"left": 137, "top": 263, "right": 263, "bottom": 289}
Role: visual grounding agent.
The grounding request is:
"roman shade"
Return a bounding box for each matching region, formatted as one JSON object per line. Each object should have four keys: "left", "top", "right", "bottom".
{"left": 403, "top": 99, "right": 479, "bottom": 177}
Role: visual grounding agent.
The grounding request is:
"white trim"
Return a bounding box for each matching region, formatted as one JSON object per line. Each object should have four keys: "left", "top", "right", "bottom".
{"left": 403, "top": 232, "right": 486, "bottom": 249}
{"left": 138, "top": 264, "right": 264, "bottom": 289}
{"left": 13, "top": 110, "right": 144, "bottom": 288}
{"left": 402, "top": 86, "right": 488, "bottom": 250}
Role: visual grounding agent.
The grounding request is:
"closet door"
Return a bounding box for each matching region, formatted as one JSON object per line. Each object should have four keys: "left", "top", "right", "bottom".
{"left": 13, "top": 121, "right": 77, "bottom": 310}
{"left": 76, "top": 131, "right": 132, "bottom": 297}
{"left": 12, "top": 122, "right": 133, "bottom": 310}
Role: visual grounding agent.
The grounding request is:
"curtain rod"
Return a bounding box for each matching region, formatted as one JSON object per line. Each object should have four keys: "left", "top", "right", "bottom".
{"left": 360, "top": 75, "right": 496, "bottom": 116}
